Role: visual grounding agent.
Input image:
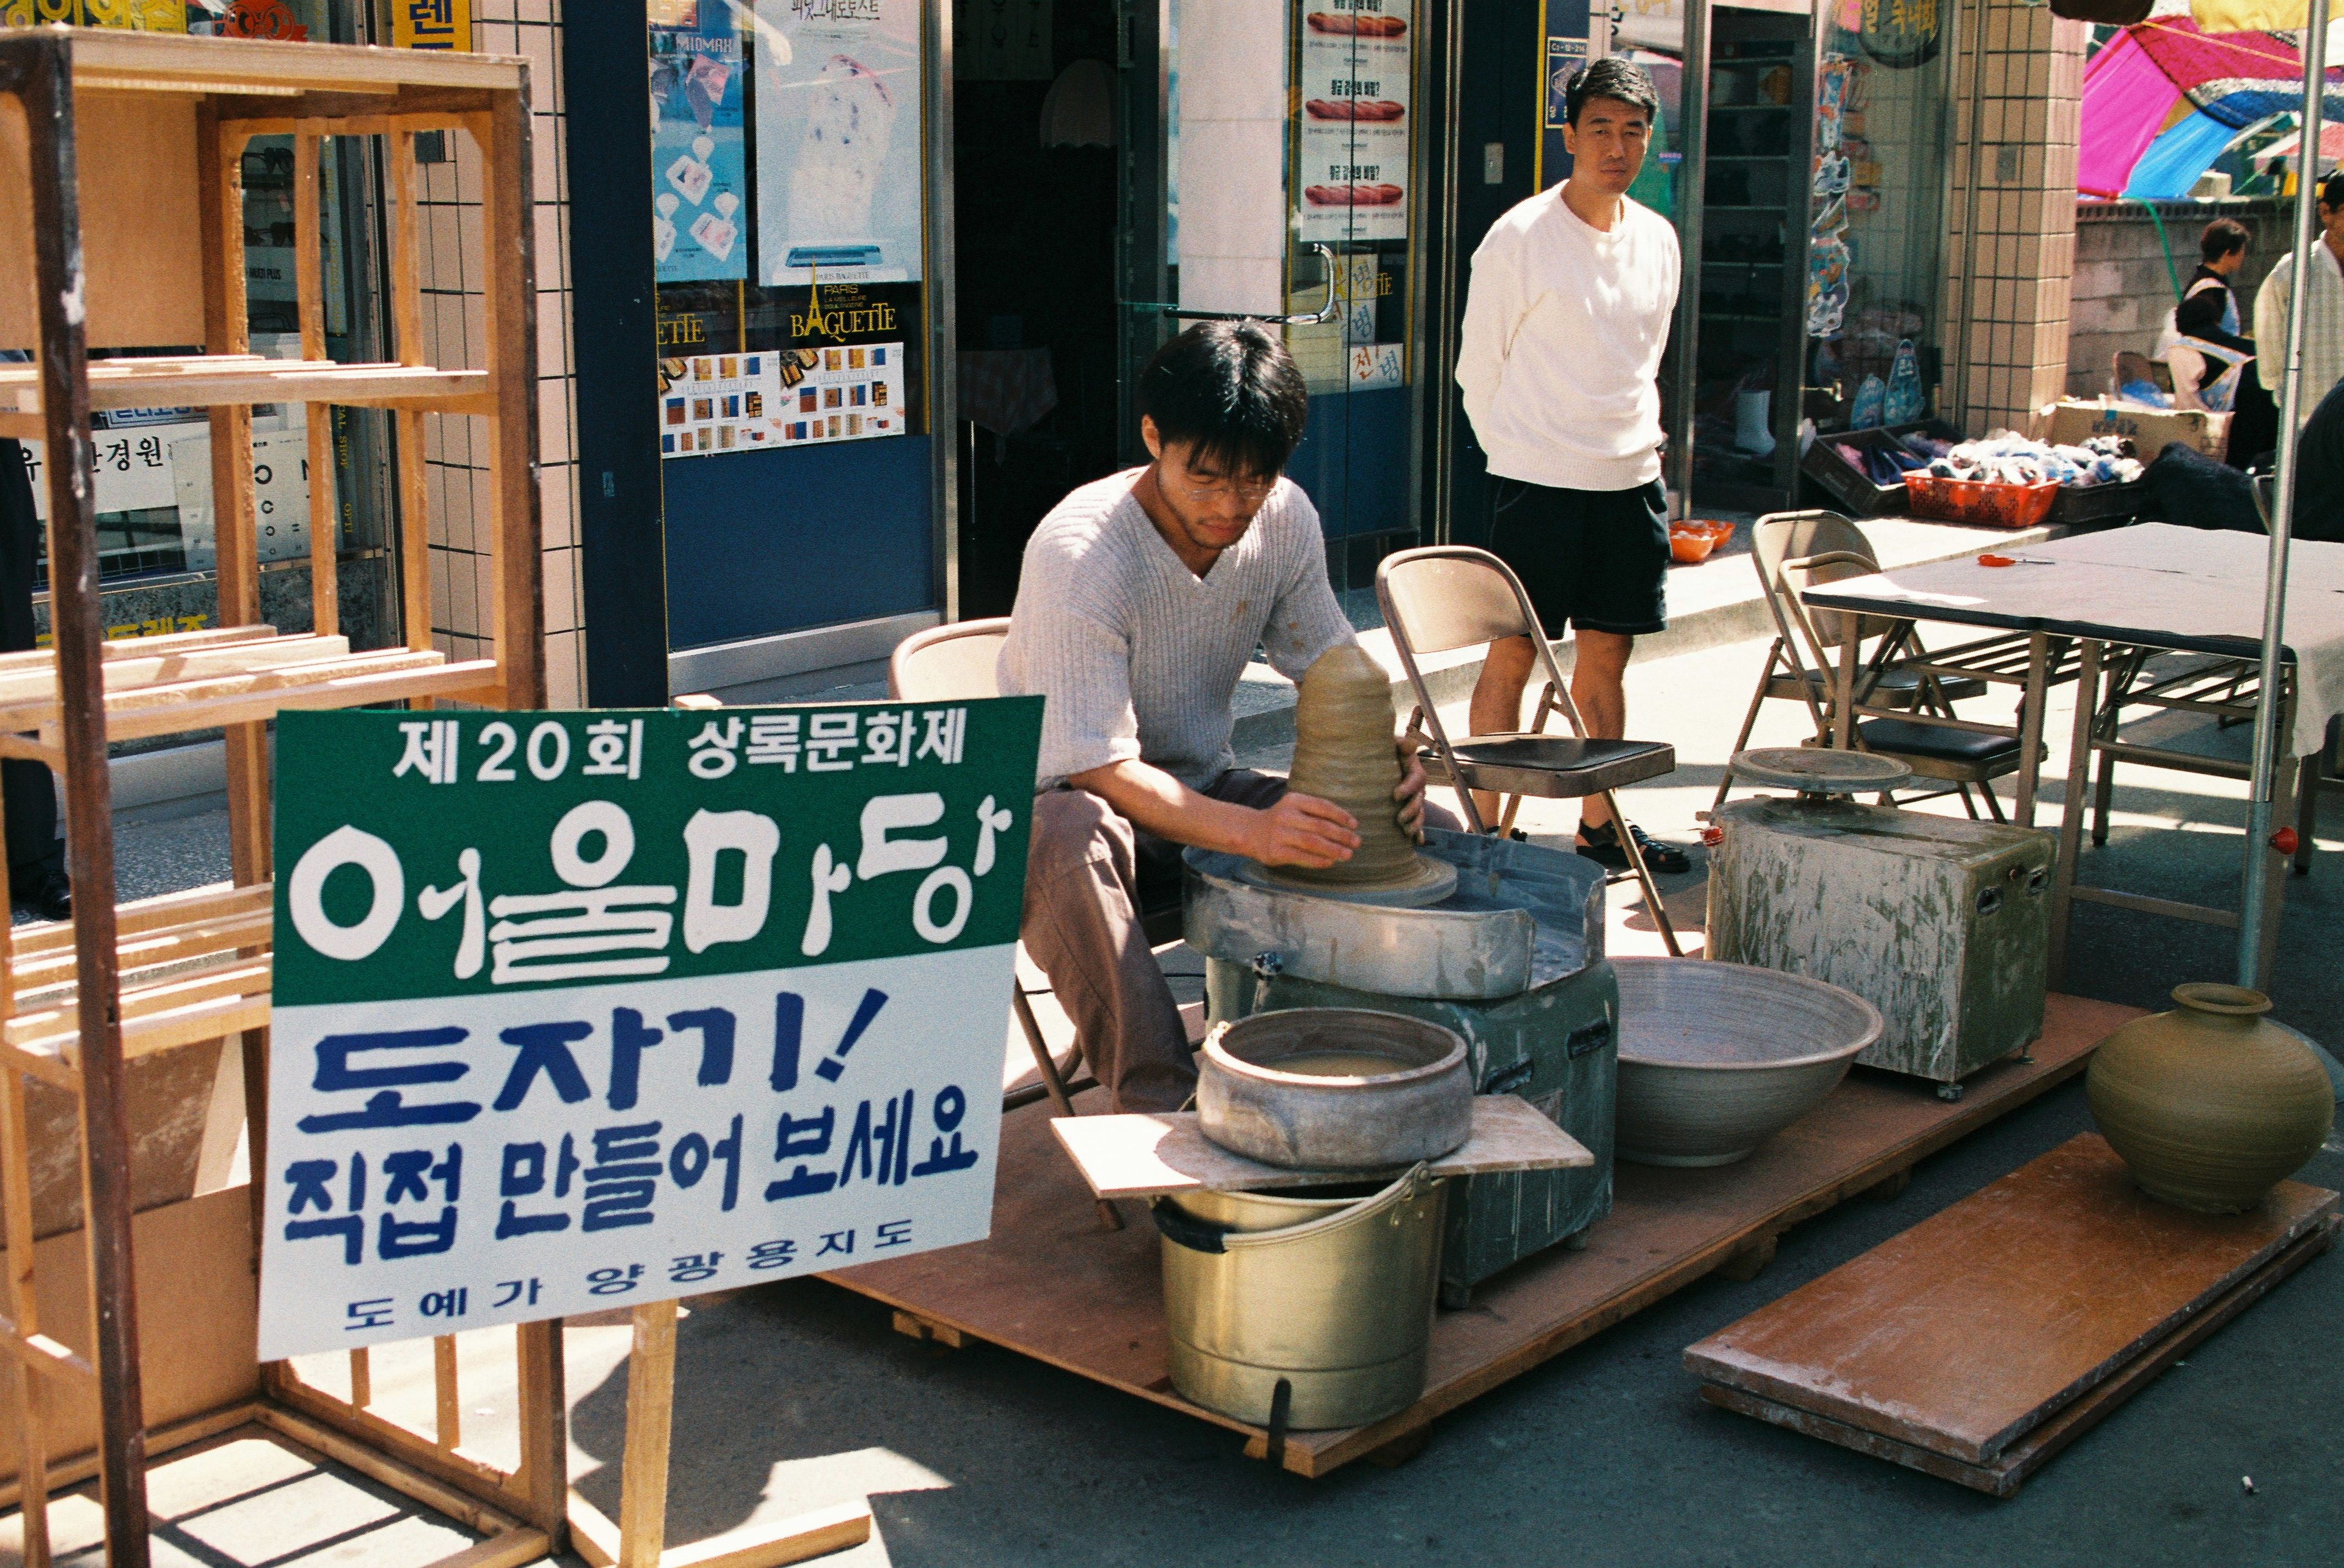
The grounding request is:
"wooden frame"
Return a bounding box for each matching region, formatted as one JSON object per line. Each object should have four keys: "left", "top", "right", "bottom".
{"left": 0, "top": 27, "right": 552, "bottom": 1567}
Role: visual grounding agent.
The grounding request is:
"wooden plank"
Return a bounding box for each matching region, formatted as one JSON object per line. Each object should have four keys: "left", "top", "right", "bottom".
{"left": 1698, "top": 1219, "right": 2338, "bottom": 1496}
{"left": 59, "top": 29, "right": 525, "bottom": 95}
{"left": 472, "top": 99, "right": 546, "bottom": 710}
{"left": 0, "top": 88, "right": 203, "bottom": 350}
{"left": 823, "top": 993, "right": 2143, "bottom": 1477}
{"left": 95, "top": 659, "right": 500, "bottom": 743}
{"left": 568, "top": 1488, "right": 872, "bottom": 1568}
{"left": 1684, "top": 1135, "right": 2340, "bottom": 1464}
{"left": 413, "top": 1530, "right": 551, "bottom": 1568}
{"left": 617, "top": 1299, "right": 678, "bottom": 1568}
{"left": 1051, "top": 1097, "right": 1593, "bottom": 1202}
{"left": 292, "top": 124, "right": 338, "bottom": 639}
{"left": 254, "top": 1404, "right": 525, "bottom": 1539}
{"left": 0, "top": 635, "right": 351, "bottom": 705}
{"left": 0, "top": 1400, "right": 261, "bottom": 1516}
{"left": 0, "top": 358, "right": 491, "bottom": 411}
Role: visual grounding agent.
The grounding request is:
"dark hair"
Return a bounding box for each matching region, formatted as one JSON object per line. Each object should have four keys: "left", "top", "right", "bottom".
{"left": 2324, "top": 167, "right": 2344, "bottom": 211}
{"left": 2200, "top": 218, "right": 2249, "bottom": 263}
{"left": 1135, "top": 321, "right": 1309, "bottom": 479}
{"left": 1564, "top": 57, "right": 1659, "bottom": 128}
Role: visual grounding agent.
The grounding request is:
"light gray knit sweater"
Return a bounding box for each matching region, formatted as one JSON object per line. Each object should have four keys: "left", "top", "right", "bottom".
{"left": 997, "top": 469, "right": 1355, "bottom": 791}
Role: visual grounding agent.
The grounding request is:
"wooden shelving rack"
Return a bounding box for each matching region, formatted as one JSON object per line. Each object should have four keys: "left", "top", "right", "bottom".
{"left": 0, "top": 28, "right": 557, "bottom": 1567}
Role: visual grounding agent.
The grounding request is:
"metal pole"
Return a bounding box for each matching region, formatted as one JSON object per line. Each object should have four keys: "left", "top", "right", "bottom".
{"left": 1670, "top": 0, "right": 1710, "bottom": 520}
{"left": 2239, "top": 5, "right": 2327, "bottom": 984}
{"left": 1954, "top": 0, "right": 1989, "bottom": 428}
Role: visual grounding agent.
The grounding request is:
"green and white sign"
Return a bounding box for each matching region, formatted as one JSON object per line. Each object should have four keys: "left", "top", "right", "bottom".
{"left": 258, "top": 699, "right": 1040, "bottom": 1360}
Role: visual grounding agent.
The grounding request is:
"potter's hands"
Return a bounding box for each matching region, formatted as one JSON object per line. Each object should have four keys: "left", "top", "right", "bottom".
{"left": 1394, "top": 743, "right": 1429, "bottom": 842}
{"left": 1248, "top": 791, "right": 1362, "bottom": 869}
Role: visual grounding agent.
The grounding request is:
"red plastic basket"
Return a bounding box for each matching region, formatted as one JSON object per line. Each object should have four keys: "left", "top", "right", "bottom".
{"left": 1900, "top": 474, "right": 2060, "bottom": 529}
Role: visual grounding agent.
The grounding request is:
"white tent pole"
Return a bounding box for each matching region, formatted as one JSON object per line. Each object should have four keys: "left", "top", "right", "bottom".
{"left": 2239, "top": 3, "right": 2327, "bottom": 985}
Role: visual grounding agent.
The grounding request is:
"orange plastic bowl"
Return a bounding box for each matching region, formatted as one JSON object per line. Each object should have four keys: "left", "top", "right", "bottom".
{"left": 1669, "top": 520, "right": 1733, "bottom": 563}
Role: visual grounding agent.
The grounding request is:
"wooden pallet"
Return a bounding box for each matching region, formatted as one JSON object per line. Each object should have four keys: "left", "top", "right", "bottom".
{"left": 824, "top": 993, "right": 2142, "bottom": 1476}
{"left": 1688, "top": 1135, "right": 2340, "bottom": 1496}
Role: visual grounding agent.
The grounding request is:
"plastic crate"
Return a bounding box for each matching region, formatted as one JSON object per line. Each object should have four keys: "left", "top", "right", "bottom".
{"left": 2048, "top": 478, "right": 2148, "bottom": 527}
{"left": 1802, "top": 420, "right": 1965, "bottom": 517}
{"left": 1901, "top": 474, "right": 2060, "bottom": 529}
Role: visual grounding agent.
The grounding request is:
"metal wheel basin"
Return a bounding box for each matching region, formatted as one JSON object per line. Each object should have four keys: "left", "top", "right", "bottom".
{"left": 1613, "top": 957, "right": 1883, "bottom": 1167}
{"left": 1197, "top": 1008, "right": 1472, "bottom": 1170}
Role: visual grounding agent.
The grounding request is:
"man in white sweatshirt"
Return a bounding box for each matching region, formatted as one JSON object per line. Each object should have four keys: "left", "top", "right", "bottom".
{"left": 1453, "top": 57, "right": 1688, "bottom": 875}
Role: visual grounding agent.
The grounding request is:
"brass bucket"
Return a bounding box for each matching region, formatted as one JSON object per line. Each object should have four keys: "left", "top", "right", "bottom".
{"left": 1154, "top": 1164, "right": 1447, "bottom": 1430}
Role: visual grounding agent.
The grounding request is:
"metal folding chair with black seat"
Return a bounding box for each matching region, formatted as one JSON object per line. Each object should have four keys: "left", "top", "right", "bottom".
{"left": 1374, "top": 545, "right": 1684, "bottom": 956}
{"left": 888, "top": 616, "right": 1153, "bottom": 1230}
{"left": 1711, "top": 511, "right": 1991, "bottom": 814}
{"left": 1730, "top": 510, "right": 2037, "bottom": 819}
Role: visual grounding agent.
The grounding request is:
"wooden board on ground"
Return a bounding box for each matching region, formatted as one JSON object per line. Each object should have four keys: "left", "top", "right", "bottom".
{"left": 1685, "top": 1133, "right": 2339, "bottom": 1485}
{"left": 824, "top": 992, "right": 2140, "bottom": 1477}
{"left": 1698, "top": 1213, "right": 2338, "bottom": 1496}
{"left": 1050, "top": 1096, "right": 1592, "bottom": 1201}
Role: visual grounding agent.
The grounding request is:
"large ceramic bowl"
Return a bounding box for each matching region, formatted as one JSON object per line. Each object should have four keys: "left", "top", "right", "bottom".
{"left": 1613, "top": 958, "right": 1884, "bottom": 1167}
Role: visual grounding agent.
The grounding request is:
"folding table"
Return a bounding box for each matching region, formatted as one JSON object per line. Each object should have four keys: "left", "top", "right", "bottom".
{"left": 1800, "top": 523, "right": 2344, "bottom": 988}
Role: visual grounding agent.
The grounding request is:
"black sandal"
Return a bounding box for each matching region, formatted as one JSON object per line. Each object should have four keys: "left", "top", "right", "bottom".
{"left": 1575, "top": 820, "right": 1692, "bottom": 876}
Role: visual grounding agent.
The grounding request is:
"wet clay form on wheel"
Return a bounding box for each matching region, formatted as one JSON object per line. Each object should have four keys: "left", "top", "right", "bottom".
{"left": 1244, "top": 644, "right": 1457, "bottom": 908}
{"left": 2086, "top": 984, "right": 2335, "bottom": 1214}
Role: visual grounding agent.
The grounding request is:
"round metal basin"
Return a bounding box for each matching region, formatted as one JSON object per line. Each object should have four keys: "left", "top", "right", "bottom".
{"left": 1198, "top": 1008, "right": 1473, "bottom": 1170}
{"left": 1613, "top": 958, "right": 1883, "bottom": 1167}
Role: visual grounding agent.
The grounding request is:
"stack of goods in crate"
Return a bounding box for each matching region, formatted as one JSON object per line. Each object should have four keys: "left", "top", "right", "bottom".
{"left": 1917, "top": 431, "right": 2144, "bottom": 489}
{"left": 1831, "top": 429, "right": 2142, "bottom": 491}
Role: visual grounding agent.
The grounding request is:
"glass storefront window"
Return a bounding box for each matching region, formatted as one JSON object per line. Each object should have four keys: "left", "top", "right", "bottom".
{"left": 1804, "top": 0, "right": 1949, "bottom": 431}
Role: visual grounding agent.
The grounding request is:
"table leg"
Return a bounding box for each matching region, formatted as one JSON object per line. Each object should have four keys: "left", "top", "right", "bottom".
{"left": 1835, "top": 627, "right": 1858, "bottom": 751}
{"left": 2013, "top": 633, "right": 2051, "bottom": 827}
{"left": 2048, "top": 639, "right": 2102, "bottom": 990}
{"left": 2251, "top": 748, "right": 2298, "bottom": 991}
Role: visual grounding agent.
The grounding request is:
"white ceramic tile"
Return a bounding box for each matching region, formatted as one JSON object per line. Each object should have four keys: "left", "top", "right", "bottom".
{"left": 542, "top": 546, "right": 577, "bottom": 633}
{"left": 1178, "top": 256, "right": 1284, "bottom": 317}
{"left": 544, "top": 630, "right": 582, "bottom": 708}
{"left": 538, "top": 460, "right": 574, "bottom": 550}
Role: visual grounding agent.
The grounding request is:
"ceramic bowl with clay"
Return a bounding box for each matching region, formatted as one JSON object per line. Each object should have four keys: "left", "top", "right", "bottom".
{"left": 1612, "top": 957, "right": 1882, "bottom": 1166}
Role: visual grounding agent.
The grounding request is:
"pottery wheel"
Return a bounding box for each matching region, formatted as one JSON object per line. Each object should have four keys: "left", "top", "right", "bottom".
{"left": 1731, "top": 747, "right": 1913, "bottom": 796}
{"left": 1232, "top": 852, "right": 1459, "bottom": 909}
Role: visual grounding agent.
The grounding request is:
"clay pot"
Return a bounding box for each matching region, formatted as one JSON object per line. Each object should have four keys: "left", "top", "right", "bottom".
{"left": 2086, "top": 984, "right": 2335, "bottom": 1214}
{"left": 1259, "top": 644, "right": 1451, "bottom": 904}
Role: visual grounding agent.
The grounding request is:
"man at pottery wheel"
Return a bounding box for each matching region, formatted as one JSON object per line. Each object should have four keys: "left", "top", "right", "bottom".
{"left": 1000, "top": 322, "right": 1459, "bottom": 1113}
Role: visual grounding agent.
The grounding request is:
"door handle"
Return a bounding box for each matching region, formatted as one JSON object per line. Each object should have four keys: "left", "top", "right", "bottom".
{"left": 1127, "top": 244, "right": 1345, "bottom": 327}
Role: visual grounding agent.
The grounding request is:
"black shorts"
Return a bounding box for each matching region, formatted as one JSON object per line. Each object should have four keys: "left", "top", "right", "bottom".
{"left": 1485, "top": 476, "right": 1669, "bottom": 637}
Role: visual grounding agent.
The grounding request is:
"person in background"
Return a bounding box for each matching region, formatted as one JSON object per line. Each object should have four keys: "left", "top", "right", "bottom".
{"left": 0, "top": 439, "right": 67, "bottom": 920}
{"left": 2253, "top": 167, "right": 2344, "bottom": 427}
{"left": 999, "top": 322, "right": 1453, "bottom": 1113}
{"left": 2283, "top": 373, "right": 2344, "bottom": 543}
{"left": 2175, "top": 218, "right": 2277, "bottom": 466}
{"left": 1452, "top": 56, "right": 1690, "bottom": 875}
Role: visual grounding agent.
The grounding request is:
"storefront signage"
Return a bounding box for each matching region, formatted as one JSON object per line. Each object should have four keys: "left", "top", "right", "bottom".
{"left": 1295, "top": 0, "right": 1413, "bottom": 244}
{"left": 753, "top": 0, "right": 924, "bottom": 285}
{"left": 653, "top": 4, "right": 750, "bottom": 284}
{"left": 391, "top": 0, "right": 471, "bottom": 53}
{"left": 2, "top": 1, "right": 183, "bottom": 27}
{"left": 257, "top": 700, "right": 1040, "bottom": 1359}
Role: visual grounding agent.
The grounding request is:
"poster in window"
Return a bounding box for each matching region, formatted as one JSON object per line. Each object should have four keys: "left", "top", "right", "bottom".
{"left": 753, "top": 0, "right": 926, "bottom": 286}
{"left": 1296, "top": 0, "right": 1412, "bottom": 244}
{"left": 652, "top": 3, "right": 750, "bottom": 285}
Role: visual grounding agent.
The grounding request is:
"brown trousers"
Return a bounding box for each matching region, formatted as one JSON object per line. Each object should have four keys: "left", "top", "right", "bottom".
{"left": 1021, "top": 771, "right": 1460, "bottom": 1114}
{"left": 1020, "top": 770, "right": 1288, "bottom": 1114}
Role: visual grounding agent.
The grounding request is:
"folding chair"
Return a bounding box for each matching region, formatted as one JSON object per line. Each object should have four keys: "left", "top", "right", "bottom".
{"left": 1713, "top": 511, "right": 2012, "bottom": 816}
{"left": 888, "top": 617, "right": 1127, "bottom": 1229}
{"left": 1716, "top": 511, "right": 2006, "bottom": 806}
{"left": 1375, "top": 545, "right": 1684, "bottom": 956}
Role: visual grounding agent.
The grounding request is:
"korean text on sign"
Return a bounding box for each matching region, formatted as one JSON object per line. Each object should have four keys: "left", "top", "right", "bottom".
{"left": 258, "top": 701, "right": 1040, "bottom": 1360}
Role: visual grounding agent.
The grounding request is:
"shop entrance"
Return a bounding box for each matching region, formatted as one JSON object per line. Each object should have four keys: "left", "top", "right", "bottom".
{"left": 950, "top": 0, "right": 1128, "bottom": 619}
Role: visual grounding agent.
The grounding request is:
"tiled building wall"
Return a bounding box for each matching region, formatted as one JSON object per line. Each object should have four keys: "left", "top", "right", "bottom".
{"left": 413, "top": 0, "right": 584, "bottom": 706}
{"left": 1944, "top": 0, "right": 2087, "bottom": 435}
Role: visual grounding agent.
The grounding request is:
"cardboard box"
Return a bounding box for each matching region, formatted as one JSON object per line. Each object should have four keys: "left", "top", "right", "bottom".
{"left": 2034, "top": 397, "right": 2229, "bottom": 464}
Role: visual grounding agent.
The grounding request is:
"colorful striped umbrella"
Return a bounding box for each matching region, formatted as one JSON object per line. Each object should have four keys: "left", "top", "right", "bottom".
{"left": 2079, "top": 19, "right": 2344, "bottom": 198}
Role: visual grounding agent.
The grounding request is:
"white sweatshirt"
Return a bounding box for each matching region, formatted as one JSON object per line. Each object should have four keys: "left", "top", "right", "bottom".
{"left": 1455, "top": 186, "right": 1680, "bottom": 492}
